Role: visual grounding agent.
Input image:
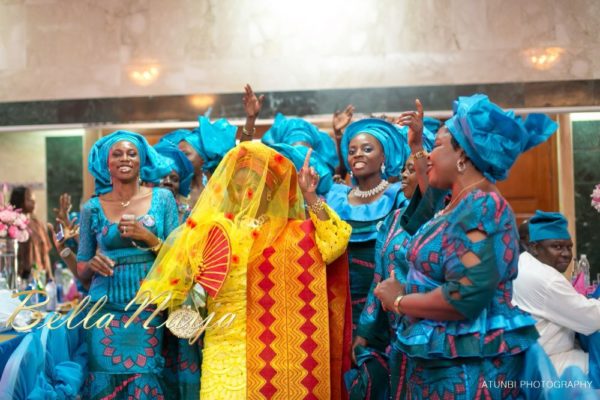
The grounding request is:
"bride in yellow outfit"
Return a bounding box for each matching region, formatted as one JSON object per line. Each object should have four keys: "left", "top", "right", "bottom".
{"left": 139, "top": 141, "right": 352, "bottom": 399}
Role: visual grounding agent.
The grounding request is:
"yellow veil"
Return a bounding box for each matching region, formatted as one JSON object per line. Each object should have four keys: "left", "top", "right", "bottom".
{"left": 138, "top": 141, "right": 306, "bottom": 309}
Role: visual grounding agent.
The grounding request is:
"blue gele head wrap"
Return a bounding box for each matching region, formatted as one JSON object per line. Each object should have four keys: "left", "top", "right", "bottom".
{"left": 422, "top": 117, "right": 440, "bottom": 152}
{"left": 341, "top": 118, "right": 411, "bottom": 179}
{"left": 262, "top": 113, "right": 339, "bottom": 172}
{"left": 528, "top": 210, "right": 571, "bottom": 242}
{"left": 154, "top": 142, "right": 195, "bottom": 197}
{"left": 445, "top": 94, "right": 558, "bottom": 182}
{"left": 266, "top": 142, "right": 333, "bottom": 196}
{"left": 157, "top": 128, "right": 206, "bottom": 167}
{"left": 191, "top": 116, "right": 237, "bottom": 172}
{"left": 158, "top": 129, "right": 193, "bottom": 148}
{"left": 88, "top": 130, "right": 172, "bottom": 195}
{"left": 423, "top": 116, "right": 442, "bottom": 135}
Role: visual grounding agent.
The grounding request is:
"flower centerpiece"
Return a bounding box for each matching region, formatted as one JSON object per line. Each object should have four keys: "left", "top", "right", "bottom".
{"left": 0, "top": 206, "right": 29, "bottom": 242}
{"left": 0, "top": 185, "right": 29, "bottom": 242}
{"left": 0, "top": 185, "right": 29, "bottom": 290}
{"left": 592, "top": 183, "right": 600, "bottom": 213}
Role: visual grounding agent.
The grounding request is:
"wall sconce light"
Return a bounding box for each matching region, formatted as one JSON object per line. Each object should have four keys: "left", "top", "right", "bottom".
{"left": 523, "top": 47, "right": 564, "bottom": 71}
{"left": 188, "top": 95, "right": 215, "bottom": 110}
{"left": 128, "top": 64, "right": 161, "bottom": 86}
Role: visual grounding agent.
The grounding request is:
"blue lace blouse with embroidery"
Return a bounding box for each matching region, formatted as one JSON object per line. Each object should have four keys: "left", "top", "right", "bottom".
{"left": 325, "top": 182, "right": 407, "bottom": 243}
{"left": 395, "top": 190, "right": 538, "bottom": 360}
{"left": 76, "top": 187, "right": 179, "bottom": 305}
{"left": 326, "top": 182, "right": 408, "bottom": 337}
{"left": 356, "top": 187, "right": 447, "bottom": 347}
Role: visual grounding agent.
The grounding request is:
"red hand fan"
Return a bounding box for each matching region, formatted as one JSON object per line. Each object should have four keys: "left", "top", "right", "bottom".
{"left": 188, "top": 223, "right": 231, "bottom": 298}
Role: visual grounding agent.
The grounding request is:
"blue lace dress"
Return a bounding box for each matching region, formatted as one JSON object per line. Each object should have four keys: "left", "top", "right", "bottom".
{"left": 356, "top": 187, "right": 447, "bottom": 399}
{"left": 162, "top": 196, "right": 202, "bottom": 400}
{"left": 326, "top": 182, "right": 407, "bottom": 399}
{"left": 76, "top": 188, "right": 178, "bottom": 400}
{"left": 397, "top": 190, "right": 538, "bottom": 399}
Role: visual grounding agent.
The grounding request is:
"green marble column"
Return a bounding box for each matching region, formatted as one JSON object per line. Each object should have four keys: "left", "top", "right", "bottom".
{"left": 45, "top": 136, "right": 83, "bottom": 223}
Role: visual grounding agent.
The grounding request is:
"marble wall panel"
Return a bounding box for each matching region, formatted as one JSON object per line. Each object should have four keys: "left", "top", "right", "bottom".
{"left": 0, "top": 4, "right": 26, "bottom": 71}
{"left": 45, "top": 135, "right": 83, "bottom": 223}
{"left": 2, "top": 80, "right": 600, "bottom": 127}
{"left": 1, "top": 0, "right": 600, "bottom": 102}
{"left": 0, "top": 131, "right": 48, "bottom": 222}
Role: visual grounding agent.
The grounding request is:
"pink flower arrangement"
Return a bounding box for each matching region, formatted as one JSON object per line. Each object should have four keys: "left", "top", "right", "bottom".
{"left": 0, "top": 205, "right": 29, "bottom": 242}
{"left": 592, "top": 183, "right": 600, "bottom": 213}
{"left": 0, "top": 184, "right": 29, "bottom": 242}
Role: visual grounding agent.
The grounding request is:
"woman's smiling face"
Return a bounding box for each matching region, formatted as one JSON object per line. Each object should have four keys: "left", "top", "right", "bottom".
{"left": 108, "top": 140, "right": 140, "bottom": 183}
{"left": 347, "top": 133, "right": 384, "bottom": 179}
{"left": 426, "top": 127, "right": 462, "bottom": 189}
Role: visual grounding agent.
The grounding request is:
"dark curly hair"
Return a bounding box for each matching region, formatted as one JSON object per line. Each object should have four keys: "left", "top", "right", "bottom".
{"left": 9, "top": 186, "right": 29, "bottom": 211}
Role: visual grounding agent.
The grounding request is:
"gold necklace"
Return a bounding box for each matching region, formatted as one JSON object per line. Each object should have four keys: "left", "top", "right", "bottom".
{"left": 440, "top": 177, "right": 487, "bottom": 215}
{"left": 114, "top": 186, "right": 140, "bottom": 208}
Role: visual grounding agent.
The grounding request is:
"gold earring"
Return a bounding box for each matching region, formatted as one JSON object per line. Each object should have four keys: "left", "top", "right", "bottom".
{"left": 456, "top": 159, "right": 466, "bottom": 173}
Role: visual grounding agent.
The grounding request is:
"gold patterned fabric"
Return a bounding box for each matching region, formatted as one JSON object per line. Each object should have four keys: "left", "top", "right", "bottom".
{"left": 138, "top": 142, "right": 352, "bottom": 399}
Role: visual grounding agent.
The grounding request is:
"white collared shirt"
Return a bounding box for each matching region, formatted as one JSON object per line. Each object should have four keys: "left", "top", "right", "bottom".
{"left": 512, "top": 251, "right": 600, "bottom": 374}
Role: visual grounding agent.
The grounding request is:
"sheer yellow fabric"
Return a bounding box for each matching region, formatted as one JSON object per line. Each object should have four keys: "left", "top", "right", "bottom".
{"left": 137, "top": 142, "right": 353, "bottom": 399}
{"left": 139, "top": 141, "right": 306, "bottom": 310}
{"left": 309, "top": 203, "right": 352, "bottom": 264}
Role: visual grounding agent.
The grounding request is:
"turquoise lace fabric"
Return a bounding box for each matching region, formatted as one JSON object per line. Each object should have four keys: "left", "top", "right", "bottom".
{"left": 77, "top": 188, "right": 179, "bottom": 399}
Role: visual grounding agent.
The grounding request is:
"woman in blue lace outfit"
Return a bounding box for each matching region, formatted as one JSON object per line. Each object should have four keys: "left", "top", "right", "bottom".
{"left": 326, "top": 117, "right": 412, "bottom": 399}
{"left": 153, "top": 141, "right": 204, "bottom": 399}
{"left": 356, "top": 105, "right": 446, "bottom": 399}
{"left": 157, "top": 116, "right": 237, "bottom": 206}
{"left": 154, "top": 142, "right": 195, "bottom": 224}
{"left": 77, "top": 131, "right": 178, "bottom": 400}
{"left": 375, "top": 94, "right": 558, "bottom": 399}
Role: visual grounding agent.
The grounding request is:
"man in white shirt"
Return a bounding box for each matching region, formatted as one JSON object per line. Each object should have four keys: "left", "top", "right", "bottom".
{"left": 513, "top": 210, "right": 600, "bottom": 375}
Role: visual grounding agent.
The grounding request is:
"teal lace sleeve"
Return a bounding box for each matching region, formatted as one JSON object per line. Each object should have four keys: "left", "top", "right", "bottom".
{"left": 440, "top": 191, "right": 513, "bottom": 319}
{"left": 158, "top": 189, "right": 179, "bottom": 238}
{"left": 76, "top": 199, "right": 98, "bottom": 262}
{"left": 355, "top": 212, "right": 394, "bottom": 345}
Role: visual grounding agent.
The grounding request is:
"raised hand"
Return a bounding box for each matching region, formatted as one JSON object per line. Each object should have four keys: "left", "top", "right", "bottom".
{"left": 396, "top": 99, "right": 424, "bottom": 150}
{"left": 298, "top": 149, "right": 320, "bottom": 195}
{"left": 333, "top": 104, "right": 355, "bottom": 135}
{"left": 66, "top": 220, "right": 80, "bottom": 240}
{"left": 47, "top": 223, "right": 65, "bottom": 252}
{"left": 53, "top": 193, "right": 72, "bottom": 228}
{"left": 242, "top": 83, "right": 265, "bottom": 119}
{"left": 48, "top": 220, "right": 79, "bottom": 249}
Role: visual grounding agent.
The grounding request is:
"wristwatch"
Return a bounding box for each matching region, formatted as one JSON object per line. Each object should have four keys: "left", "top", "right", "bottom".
{"left": 60, "top": 247, "right": 73, "bottom": 258}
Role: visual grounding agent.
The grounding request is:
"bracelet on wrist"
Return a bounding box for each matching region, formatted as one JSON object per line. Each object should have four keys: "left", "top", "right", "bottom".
{"left": 242, "top": 126, "right": 255, "bottom": 136}
{"left": 307, "top": 198, "right": 325, "bottom": 214}
{"left": 59, "top": 247, "right": 73, "bottom": 259}
{"left": 412, "top": 149, "right": 428, "bottom": 160}
{"left": 394, "top": 294, "right": 405, "bottom": 314}
{"left": 131, "top": 238, "right": 163, "bottom": 253}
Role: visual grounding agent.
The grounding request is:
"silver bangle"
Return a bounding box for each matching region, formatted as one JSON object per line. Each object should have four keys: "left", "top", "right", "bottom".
{"left": 60, "top": 247, "right": 73, "bottom": 258}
